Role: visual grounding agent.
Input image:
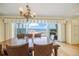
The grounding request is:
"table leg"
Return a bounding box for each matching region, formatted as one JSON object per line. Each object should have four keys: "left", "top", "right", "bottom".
{"left": 54, "top": 48, "right": 58, "bottom": 56}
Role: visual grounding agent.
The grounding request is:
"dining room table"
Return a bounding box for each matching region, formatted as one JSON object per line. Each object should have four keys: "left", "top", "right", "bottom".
{"left": 0, "top": 37, "right": 60, "bottom": 56}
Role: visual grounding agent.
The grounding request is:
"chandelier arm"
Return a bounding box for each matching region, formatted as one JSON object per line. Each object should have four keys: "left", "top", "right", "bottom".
{"left": 19, "top": 4, "right": 36, "bottom": 22}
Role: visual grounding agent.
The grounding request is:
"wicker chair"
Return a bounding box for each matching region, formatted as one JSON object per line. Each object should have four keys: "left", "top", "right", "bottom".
{"left": 26, "top": 34, "right": 33, "bottom": 42}
{"left": 34, "top": 33, "right": 41, "bottom": 38}
{"left": 26, "top": 34, "right": 33, "bottom": 38}
{"left": 6, "top": 44, "right": 29, "bottom": 56}
{"left": 17, "top": 33, "right": 25, "bottom": 39}
{"left": 0, "top": 44, "right": 3, "bottom": 56}
{"left": 34, "top": 43, "right": 53, "bottom": 56}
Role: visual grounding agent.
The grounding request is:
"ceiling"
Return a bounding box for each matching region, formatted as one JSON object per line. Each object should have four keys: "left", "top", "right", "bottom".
{"left": 0, "top": 3, "right": 79, "bottom": 17}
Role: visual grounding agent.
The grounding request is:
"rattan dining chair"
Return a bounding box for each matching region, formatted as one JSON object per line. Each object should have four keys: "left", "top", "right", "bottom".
{"left": 34, "top": 43, "right": 53, "bottom": 56}
{"left": 17, "top": 33, "right": 25, "bottom": 39}
{"left": 0, "top": 44, "right": 3, "bottom": 56}
{"left": 34, "top": 33, "right": 41, "bottom": 38}
{"left": 6, "top": 44, "right": 29, "bottom": 56}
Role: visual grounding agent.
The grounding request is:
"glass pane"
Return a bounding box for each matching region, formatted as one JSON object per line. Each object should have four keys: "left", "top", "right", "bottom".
{"left": 23, "top": 23, "right": 26, "bottom": 28}
{"left": 19, "top": 24, "right": 22, "bottom": 28}
{"left": 16, "top": 23, "right": 18, "bottom": 28}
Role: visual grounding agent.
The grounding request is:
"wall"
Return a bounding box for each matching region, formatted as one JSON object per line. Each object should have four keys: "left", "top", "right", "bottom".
{"left": 5, "top": 23, "right": 12, "bottom": 40}
{"left": 58, "top": 24, "right": 61, "bottom": 41}
{"left": 0, "top": 17, "right": 13, "bottom": 41}
{"left": 58, "top": 23, "right": 66, "bottom": 42}
{"left": 66, "top": 20, "right": 72, "bottom": 44}
{"left": 0, "top": 17, "right": 4, "bottom": 42}
{"left": 71, "top": 19, "right": 79, "bottom": 44}
{"left": 12, "top": 23, "right": 15, "bottom": 38}
{"left": 57, "top": 17, "right": 79, "bottom": 44}
{"left": 66, "top": 17, "right": 79, "bottom": 44}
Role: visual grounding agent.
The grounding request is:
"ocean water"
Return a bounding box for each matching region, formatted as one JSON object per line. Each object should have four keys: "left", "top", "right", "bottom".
{"left": 28, "top": 29, "right": 48, "bottom": 33}
{"left": 33, "top": 29, "right": 46, "bottom": 32}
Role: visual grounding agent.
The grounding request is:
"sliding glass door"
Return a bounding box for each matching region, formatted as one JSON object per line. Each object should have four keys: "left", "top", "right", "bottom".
{"left": 12, "top": 22, "right": 58, "bottom": 40}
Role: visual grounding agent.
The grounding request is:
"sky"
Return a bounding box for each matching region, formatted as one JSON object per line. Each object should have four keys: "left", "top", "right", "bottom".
{"left": 29, "top": 23, "right": 57, "bottom": 29}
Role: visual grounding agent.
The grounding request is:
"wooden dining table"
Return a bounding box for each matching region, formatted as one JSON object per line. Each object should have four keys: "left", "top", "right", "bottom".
{"left": 0, "top": 37, "right": 60, "bottom": 56}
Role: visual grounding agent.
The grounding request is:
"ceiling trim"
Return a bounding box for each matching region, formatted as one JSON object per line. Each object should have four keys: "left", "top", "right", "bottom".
{"left": 0, "top": 16, "right": 67, "bottom": 20}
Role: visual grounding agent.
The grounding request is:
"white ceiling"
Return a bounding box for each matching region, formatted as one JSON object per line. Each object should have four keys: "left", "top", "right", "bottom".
{"left": 0, "top": 3, "right": 79, "bottom": 16}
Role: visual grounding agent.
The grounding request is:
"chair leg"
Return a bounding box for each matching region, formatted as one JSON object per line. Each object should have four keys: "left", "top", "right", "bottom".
{"left": 3, "top": 50, "right": 8, "bottom": 56}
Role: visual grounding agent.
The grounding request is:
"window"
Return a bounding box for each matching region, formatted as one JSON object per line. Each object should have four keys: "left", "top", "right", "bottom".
{"left": 15, "top": 23, "right": 26, "bottom": 35}
{"left": 13, "top": 22, "right": 57, "bottom": 37}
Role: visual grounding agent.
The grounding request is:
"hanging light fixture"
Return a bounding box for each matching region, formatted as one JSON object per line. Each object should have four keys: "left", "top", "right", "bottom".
{"left": 19, "top": 4, "right": 36, "bottom": 21}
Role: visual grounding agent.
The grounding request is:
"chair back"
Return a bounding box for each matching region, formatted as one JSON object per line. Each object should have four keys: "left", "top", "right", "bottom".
{"left": 34, "top": 33, "right": 41, "bottom": 38}
{"left": 0, "top": 44, "right": 2, "bottom": 55}
{"left": 34, "top": 43, "right": 53, "bottom": 56}
{"left": 27, "top": 34, "right": 33, "bottom": 38}
{"left": 6, "top": 44, "right": 28, "bottom": 56}
{"left": 17, "top": 33, "right": 25, "bottom": 39}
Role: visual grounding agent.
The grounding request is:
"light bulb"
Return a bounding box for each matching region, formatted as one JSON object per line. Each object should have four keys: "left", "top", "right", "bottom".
{"left": 19, "top": 7, "right": 23, "bottom": 12}
{"left": 33, "top": 12, "right": 36, "bottom": 17}
{"left": 33, "top": 12, "right": 36, "bottom": 15}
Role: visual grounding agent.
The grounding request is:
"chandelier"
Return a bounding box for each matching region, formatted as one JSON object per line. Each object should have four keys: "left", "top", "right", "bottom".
{"left": 19, "top": 4, "right": 36, "bottom": 21}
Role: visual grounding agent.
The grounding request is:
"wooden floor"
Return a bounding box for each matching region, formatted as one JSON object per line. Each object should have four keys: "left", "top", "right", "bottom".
{"left": 56, "top": 42, "right": 79, "bottom": 56}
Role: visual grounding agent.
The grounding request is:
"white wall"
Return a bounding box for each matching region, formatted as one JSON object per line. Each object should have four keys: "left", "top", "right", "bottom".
{"left": 5, "top": 23, "right": 12, "bottom": 40}
{"left": 58, "top": 23, "right": 66, "bottom": 42}
{"left": 0, "top": 18, "right": 13, "bottom": 41}
{"left": 66, "top": 17, "right": 79, "bottom": 44}
{"left": 12, "top": 23, "right": 15, "bottom": 38}
{"left": 66, "top": 21, "right": 72, "bottom": 44}
{"left": 71, "top": 20, "right": 79, "bottom": 44}
{"left": 58, "top": 24, "right": 61, "bottom": 41}
{"left": 0, "top": 18, "right": 4, "bottom": 42}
